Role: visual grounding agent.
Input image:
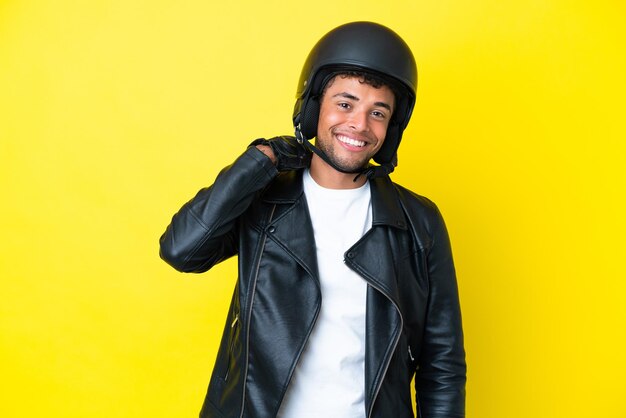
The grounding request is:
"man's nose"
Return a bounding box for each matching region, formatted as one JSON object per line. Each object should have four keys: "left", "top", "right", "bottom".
{"left": 348, "top": 110, "right": 369, "bottom": 132}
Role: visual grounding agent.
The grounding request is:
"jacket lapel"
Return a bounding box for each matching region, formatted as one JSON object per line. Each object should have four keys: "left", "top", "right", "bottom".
{"left": 355, "top": 175, "right": 408, "bottom": 300}
{"left": 261, "top": 170, "right": 319, "bottom": 282}
{"left": 346, "top": 176, "right": 409, "bottom": 413}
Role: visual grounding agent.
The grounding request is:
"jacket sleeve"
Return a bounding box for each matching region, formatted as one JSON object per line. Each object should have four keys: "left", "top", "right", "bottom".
{"left": 414, "top": 203, "right": 466, "bottom": 418}
{"left": 159, "top": 146, "right": 278, "bottom": 273}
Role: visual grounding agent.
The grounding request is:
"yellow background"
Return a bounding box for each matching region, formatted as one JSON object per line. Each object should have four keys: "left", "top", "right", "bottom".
{"left": 1, "top": 0, "right": 625, "bottom": 417}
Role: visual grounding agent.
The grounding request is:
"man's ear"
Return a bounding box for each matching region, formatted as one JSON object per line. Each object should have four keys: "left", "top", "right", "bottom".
{"left": 299, "top": 96, "right": 320, "bottom": 140}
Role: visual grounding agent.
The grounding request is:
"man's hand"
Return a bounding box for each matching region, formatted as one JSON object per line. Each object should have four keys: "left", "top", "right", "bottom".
{"left": 250, "top": 136, "right": 311, "bottom": 171}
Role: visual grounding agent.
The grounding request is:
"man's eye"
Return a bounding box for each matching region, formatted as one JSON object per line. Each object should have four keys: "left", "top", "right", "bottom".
{"left": 338, "top": 102, "right": 350, "bottom": 109}
{"left": 372, "top": 111, "right": 386, "bottom": 118}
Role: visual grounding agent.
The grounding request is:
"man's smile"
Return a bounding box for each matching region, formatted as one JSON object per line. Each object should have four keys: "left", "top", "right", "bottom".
{"left": 336, "top": 134, "right": 367, "bottom": 148}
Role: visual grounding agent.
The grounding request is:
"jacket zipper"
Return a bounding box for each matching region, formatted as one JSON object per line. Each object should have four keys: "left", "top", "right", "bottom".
{"left": 276, "top": 268, "right": 323, "bottom": 408}
{"left": 239, "top": 204, "right": 276, "bottom": 418}
{"left": 364, "top": 280, "right": 404, "bottom": 418}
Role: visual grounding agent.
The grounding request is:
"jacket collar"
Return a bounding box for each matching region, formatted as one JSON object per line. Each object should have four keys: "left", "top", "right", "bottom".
{"left": 262, "top": 169, "right": 407, "bottom": 231}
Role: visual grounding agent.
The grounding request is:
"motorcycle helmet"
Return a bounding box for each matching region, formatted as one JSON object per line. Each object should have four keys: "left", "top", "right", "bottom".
{"left": 293, "top": 21, "right": 417, "bottom": 174}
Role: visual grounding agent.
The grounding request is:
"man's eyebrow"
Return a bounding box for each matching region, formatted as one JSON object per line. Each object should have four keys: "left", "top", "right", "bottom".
{"left": 374, "top": 101, "right": 393, "bottom": 112}
{"left": 331, "top": 92, "right": 392, "bottom": 112}
{"left": 332, "top": 92, "right": 359, "bottom": 101}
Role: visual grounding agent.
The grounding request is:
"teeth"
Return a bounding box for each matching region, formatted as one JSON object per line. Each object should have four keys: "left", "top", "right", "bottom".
{"left": 337, "top": 135, "right": 366, "bottom": 147}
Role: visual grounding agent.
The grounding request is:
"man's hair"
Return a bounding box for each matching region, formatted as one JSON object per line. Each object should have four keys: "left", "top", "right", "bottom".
{"left": 322, "top": 70, "right": 400, "bottom": 113}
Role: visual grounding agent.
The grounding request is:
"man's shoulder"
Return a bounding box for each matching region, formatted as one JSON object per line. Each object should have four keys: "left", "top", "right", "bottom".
{"left": 386, "top": 179, "right": 448, "bottom": 245}
{"left": 389, "top": 180, "right": 440, "bottom": 218}
{"left": 259, "top": 169, "right": 305, "bottom": 203}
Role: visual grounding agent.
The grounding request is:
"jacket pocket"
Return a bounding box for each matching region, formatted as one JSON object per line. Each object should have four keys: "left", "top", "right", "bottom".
{"left": 223, "top": 312, "right": 239, "bottom": 381}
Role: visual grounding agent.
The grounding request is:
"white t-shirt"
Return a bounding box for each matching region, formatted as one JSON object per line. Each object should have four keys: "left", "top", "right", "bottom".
{"left": 277, "top": 169, "right": 372, "bottom": 418}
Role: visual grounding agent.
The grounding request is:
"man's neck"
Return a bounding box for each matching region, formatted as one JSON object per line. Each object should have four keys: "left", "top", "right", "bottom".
{"left": 308, "top": 155, "right": 367, "bottom": 189}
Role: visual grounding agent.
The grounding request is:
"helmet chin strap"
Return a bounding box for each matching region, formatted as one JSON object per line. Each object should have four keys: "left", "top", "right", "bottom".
{"left": 295, "top": 125, "right": 396, "bottom": 181}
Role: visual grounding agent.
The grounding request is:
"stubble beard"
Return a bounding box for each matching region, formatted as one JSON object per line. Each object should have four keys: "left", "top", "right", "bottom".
{"left": 315, "top": 135, "right": 372, "bottom": 173}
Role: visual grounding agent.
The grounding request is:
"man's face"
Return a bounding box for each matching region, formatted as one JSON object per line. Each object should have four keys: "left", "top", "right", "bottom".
{"left": 315, "top": 75, "right": 395, "bottom": 173}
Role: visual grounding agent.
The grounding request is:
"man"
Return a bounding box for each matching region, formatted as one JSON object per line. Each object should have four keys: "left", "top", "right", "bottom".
{"left": 160, "top": 22, "right": 466, "bottom": 418}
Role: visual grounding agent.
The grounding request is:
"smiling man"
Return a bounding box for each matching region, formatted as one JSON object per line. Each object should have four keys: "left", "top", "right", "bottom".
{"left": 311, "top": 74, "right": 395, "bottom": 187}
{"left": 160, "top": 22, "right": 466, "bottom": 418}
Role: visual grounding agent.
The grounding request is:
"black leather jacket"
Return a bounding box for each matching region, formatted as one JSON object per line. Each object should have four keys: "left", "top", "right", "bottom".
{"left": 160, "top": 147, "right": 466, "bottom": 418}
